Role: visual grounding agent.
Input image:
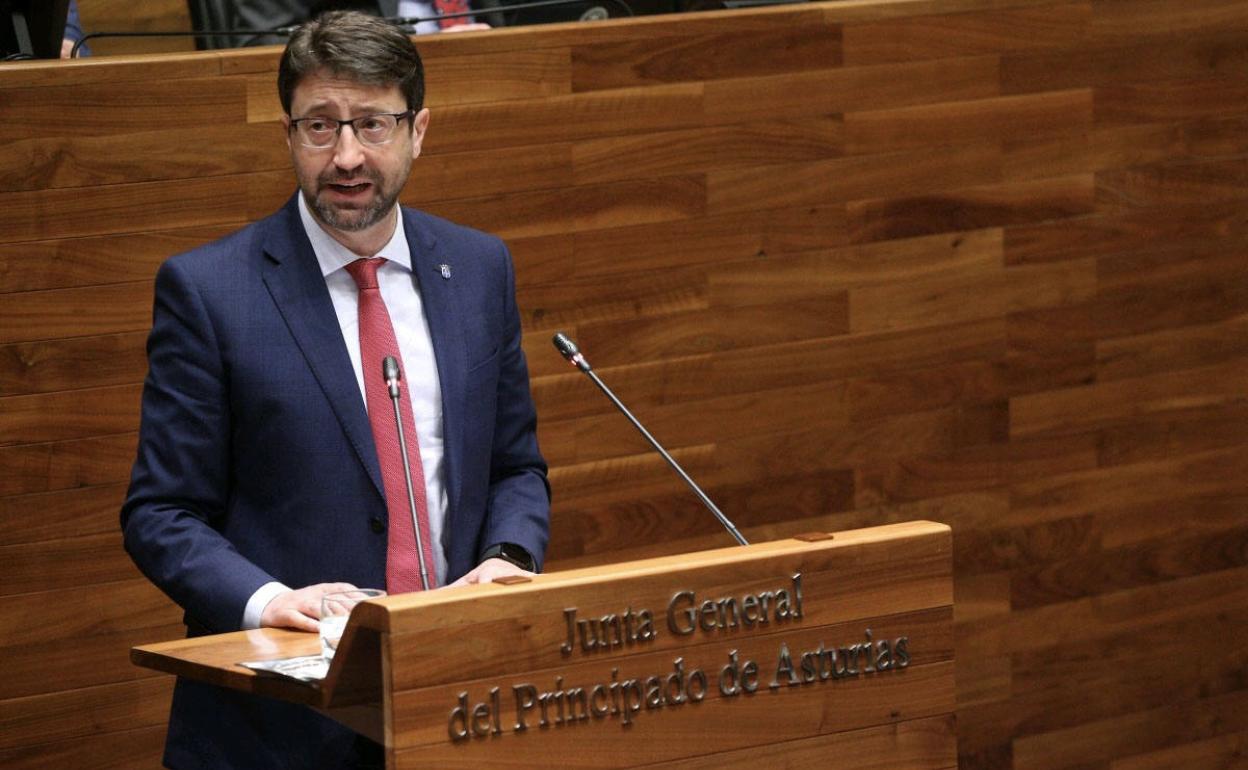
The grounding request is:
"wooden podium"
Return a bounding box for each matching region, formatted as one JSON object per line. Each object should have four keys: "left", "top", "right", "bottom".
{"left": 132, "top": 521, "right": 956, "bottom": 769}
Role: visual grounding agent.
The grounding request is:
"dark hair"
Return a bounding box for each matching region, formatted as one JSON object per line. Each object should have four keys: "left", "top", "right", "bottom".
{"left": 277, "top": 11, "right": 425, "bottom": 115}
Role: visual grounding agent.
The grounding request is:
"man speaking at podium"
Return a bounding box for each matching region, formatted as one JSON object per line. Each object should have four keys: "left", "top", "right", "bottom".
{"left": 121, "top": 11, "right": 550, "bottom": 769}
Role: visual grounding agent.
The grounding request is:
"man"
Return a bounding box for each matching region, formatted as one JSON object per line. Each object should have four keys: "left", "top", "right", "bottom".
{"left": 121, "top": 11, "right": 549, "bottom": 769}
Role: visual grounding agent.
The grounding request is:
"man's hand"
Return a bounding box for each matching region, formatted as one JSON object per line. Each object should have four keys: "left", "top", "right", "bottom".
{"left": 259, "top": 582, "right": 358, "bottom": 632}
{"left": 449, "top": 558, "right": 532, "bottom": 587}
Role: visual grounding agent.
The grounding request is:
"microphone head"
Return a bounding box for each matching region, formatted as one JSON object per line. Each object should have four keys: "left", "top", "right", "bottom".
{"left": 552, "top": 332, "right": 592, "bottom": 372}
{"left": 382, "top": 356, "right": 402, "bottom": 399}
{"left": 552, "top": 332, "right": 580, "bottom": 360}
{"left": 382, "top": 356, "right": 401, "bottom": 382}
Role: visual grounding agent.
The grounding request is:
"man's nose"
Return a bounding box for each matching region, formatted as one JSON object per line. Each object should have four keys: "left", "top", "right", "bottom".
{"left": 332, "top": 124, "right": 366, "bottom": 169}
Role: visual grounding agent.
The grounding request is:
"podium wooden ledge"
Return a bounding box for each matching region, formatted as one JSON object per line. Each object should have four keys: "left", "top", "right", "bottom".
{"left": 133, "top": 521, "right": 957, "bottom": 769}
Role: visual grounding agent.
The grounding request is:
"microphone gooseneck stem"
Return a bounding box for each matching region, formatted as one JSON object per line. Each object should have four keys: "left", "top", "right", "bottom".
{"left": 553, "top": 334, "right": 749, "bottom": 546}
{"left": 383, "top": 357, "right": 432, "bottom": 591}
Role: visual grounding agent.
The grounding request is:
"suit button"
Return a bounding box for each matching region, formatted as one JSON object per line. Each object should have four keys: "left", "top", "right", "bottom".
{"left": 370, "top": 517, "right": 384, "bottom": 533}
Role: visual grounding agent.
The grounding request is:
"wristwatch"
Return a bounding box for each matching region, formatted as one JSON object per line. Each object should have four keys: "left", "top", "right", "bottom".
{"left": 479, "top": 542, "right": 536, "bottom": 572}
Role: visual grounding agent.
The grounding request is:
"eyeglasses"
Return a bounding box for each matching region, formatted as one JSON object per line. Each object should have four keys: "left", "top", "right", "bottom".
{"left": 288, "top": 110, "right": 415, "bottom": 149}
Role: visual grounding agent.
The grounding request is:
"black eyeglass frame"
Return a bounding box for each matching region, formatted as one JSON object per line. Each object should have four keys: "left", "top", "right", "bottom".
{"left": 287, "top": 110, "right": 417, "bottom": 147}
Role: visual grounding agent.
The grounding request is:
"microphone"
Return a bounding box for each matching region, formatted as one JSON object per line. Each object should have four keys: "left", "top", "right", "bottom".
{"left": 381, "top": 355, "right": 432, "bottom": 591}
{"left": 551, "top": 332, "right": 749, "bottom": 546}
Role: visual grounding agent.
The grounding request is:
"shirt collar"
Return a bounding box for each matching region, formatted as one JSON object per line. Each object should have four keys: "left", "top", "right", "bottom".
{"left": 297, "top": 192, "right": 411, "bottom": 278}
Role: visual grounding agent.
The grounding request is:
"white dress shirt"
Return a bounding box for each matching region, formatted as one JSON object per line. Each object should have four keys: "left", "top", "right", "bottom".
{"left": 242, "top": 197, "right": 449, "bottom": 628}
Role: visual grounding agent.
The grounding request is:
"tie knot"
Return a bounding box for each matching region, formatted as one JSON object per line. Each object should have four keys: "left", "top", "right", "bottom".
{"left": 345, "top": 257, "right": 386, "bottom": 290}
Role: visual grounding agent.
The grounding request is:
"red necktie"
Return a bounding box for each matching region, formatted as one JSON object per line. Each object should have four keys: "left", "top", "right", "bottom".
{"left": 435, "top": 0, "right": 471, "bottom": 28}
{"left": 345, "top": 258, "right": 436, "bottom": 593}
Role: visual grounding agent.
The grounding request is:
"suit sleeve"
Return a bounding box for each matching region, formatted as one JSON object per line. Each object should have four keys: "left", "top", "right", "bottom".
{"left": 479, "top": 242, "right": 551, "bottom": 569}
{"left": 121, "top": 258, "right": 277, "bottom": 633}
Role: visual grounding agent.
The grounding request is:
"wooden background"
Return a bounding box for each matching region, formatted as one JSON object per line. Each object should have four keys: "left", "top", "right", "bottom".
{"left": 2, "top": 0, "right": 1247, "bottom": 767}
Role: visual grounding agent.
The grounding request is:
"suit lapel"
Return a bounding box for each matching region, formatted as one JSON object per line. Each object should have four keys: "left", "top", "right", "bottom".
{"left": 404, "top": 208, "right": 467, "bottom": 524}
{"left": 260, "top": 198, "right": 385, "bottom": 499}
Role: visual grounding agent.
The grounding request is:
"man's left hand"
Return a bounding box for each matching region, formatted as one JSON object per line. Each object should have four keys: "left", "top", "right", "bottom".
{"left": 449, "top": 557, "right": 532, "bottom": 587}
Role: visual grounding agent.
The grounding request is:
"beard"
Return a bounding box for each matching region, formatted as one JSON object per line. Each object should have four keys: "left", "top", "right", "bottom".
{"left": 303, "top": 167, "right": 405, "bottom": 233}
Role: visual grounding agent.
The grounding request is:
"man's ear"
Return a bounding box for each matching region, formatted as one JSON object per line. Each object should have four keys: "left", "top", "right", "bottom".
{"left": 411, "top": 108, "right": 431, "bottom": 160}
{"left": 281, "top": 115, "right": 292, "bottom": 152}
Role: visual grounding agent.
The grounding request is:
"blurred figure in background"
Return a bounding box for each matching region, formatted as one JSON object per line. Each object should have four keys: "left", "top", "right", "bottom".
{"left": 61, "top": 0, "right": 92, "bottom": 57}
{"left": 233, "top": 0, "right": 485, "bottom": 44}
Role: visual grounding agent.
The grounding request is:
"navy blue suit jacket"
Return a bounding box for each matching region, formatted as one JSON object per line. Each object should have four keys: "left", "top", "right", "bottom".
{"left": 122, "top": 196, "right": 550, "bottom": 769}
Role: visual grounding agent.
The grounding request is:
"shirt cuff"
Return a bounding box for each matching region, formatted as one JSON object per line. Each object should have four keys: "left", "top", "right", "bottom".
{"left": 242, "top": 581, "right": 291, "bottom": 630}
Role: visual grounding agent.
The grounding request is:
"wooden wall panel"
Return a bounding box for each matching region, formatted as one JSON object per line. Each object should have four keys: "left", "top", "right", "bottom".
{"left": 2, "top": 1, "right": 1247, "bottom": 768}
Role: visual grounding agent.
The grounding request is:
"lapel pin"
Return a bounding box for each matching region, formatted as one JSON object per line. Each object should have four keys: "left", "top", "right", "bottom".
{"left": 439, "top": 264, "right": 452, "bottom": 280}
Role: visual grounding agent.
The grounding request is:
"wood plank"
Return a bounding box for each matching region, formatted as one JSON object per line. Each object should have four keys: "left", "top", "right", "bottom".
{"left": 1010, "top": 524, "right": 1248, "bottom": 610}
{"left": 0, "top": 724, "right": 166, "bottom": 770}
{"left": 0, "top": 78, "right": 244, "bottom": 143}
{"left": 0, "top": 433, "right": 137, "bottom": 497}
{"left": 0, "top": 622, "right": 183, "bottom": 700}
{"left": 1097, "top": 314, "right": 1248, "bottom": 382}
{"left": 426, "top": 82, "right": 705, "bottom": 154}
{"left": 0, "top": 578, "right": 180, "bottom": 650}
{"left": 1013, "top": 687, "right": 1248, "bottom": 770}
{"left": 0, "top": 531, "right": 148, "bottom": 596}
{"left": 1004, "top": 304, "right": 1096, "bottom": 395}
{"left": 1007, "top": 445, "right": 1248, "bottom": 528}
{"left": 647, "top": 714, "right": 957, "bottom": 770}
{"left": 1, "top": 123, "right": 286, "bottom": 192}
{"left": 0, "top": 226, "right": 234, "bottom": 293}
{"left": 843, "top": 89, "right": 1092, "bottom": 156}
{"left": 572, "top": 118, "right": 843, "bottom": 185}
{"left": 1095, "top": 401, "right": 1248, "bottom": 469}
{"left": 0, "top": 384, "right": 142, "bottom": 446}
{"left": 849, "top": 258, "right": 1096, "bottom": 334}
{"left": 1111, "top": 732, "right": 1248, "bottom": 770}
{"left": 702, "top": 55, "right": 1001, "bottom": 123}
{"left": 0, "top": 176, "right": 251, "bottom": 244}
{"left": 424, "top": 175, "right": 706, "bottom": 240}
{"left": 0, "top": 677, "right": 172, "bottom": 751}
{"left": 0, "top": 333, "right": 148, "bottom": 397}
{"left": 1096, "top": 77, "right": 1248, "bottom": 124}
{"left": 1088, "top": 0, "right": 1248, "bottom": 43}
{"left": 1002, "top": 30, "right": 1248, "bottom": 94}
{"left": 0, "top": 483, "right": 127, "bottom": 546}
{"left": 707, "top": 144, "right": 1002, "bottom": 216}
{"left": 403, "top": 143, "right": 574, "bottom": 202}
{"left": 546, "top": 467, "right": 857, "bottom": 560}
{"left": 1004, "top": 199, "right": 1248, "bottom": 266}
{"left": 847, "top": 174, "right": 1096, "bottom": 244}
{"left": 0, "top": 283, "right": 153, "bottom": 346}
{"left": 1097, "top": 157, "right": 1248, "bottom": 211}
{"left": 709, "top": 229, "right": 1004, "bottom": 307}
{"left": 841, "top": 2, "right": 1090, "bottom": 66}
{"left": 1010, "top": 358, "right": 1248, "bottom": 438}
{"left": 574, "top": 296, "right": 849, "bottom": 365}
{"left": 542, "top": 379, "right": 853, "bottom": 465}
{"left": 569, "top": 205, "right": 850, "bottom": 280}
{"left": 961, "top": 601, "right": 1248, "bottom": 754}
{"left": 570, "top": 23, "right": 842, "bottom": 91}
{"left": 957, "top": 563, "right": 1248, "bottom": 659}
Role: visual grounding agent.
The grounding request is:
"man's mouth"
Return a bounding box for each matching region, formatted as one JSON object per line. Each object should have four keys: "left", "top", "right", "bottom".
{"left": 324, "top": 180, "right": 372, "bottom": 197}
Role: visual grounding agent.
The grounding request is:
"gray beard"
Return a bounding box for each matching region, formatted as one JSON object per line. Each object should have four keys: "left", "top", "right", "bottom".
{"left": 305, "top": 187, "right": 398, "bottom": 233}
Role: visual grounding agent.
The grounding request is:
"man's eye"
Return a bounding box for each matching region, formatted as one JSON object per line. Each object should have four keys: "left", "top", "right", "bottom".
{"left": 305, "top": 120, "right": 334, "bottom": 133}
{"left": 359, "top": 117, "right": 387, "bottom": 132}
